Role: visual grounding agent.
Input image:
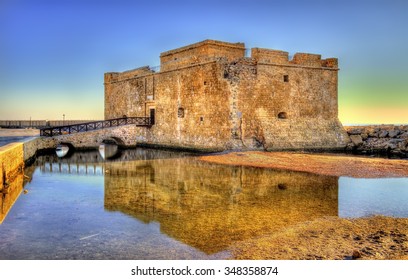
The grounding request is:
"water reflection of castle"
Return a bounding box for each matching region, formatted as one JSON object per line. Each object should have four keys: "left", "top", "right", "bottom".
{"left": 9, "top": 149, "right": 339, "bottom": 254}
{"left": 103, "top": 149, "right": 339, "bottom": 254}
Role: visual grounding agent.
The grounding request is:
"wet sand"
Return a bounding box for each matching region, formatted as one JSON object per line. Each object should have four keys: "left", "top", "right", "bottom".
{"left": 230, "top": 215, "right": 408, "bottom": 260}
{"left": 200, "top": 151, "right": 408, "bottom": 260}
{"left": 200, "top": 151, "right": 408, "bottom": 178}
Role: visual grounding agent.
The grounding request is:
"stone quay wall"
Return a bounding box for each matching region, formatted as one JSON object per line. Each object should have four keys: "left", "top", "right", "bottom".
{"left": 0, "top": 143, "right": 24, "bottom": 191}
{"left": 1, "top": 124, "right": 146, "bottom": 191}
{"left": 345, "top": 125, "right": 408, "bottom": 157}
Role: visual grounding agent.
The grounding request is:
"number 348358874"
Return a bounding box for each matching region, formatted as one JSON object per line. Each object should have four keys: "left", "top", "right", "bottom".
{"left": 224, "top": 266, "right": 278, "bottom": 276}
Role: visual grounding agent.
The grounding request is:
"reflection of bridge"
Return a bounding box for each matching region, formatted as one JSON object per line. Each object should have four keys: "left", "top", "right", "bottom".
{"left": 33, "top": 148, "right": 191, "bottom": 177}
{"left": 37, "top": 161, "right": 158, "bottom": 177}
{"left": 39, "top": 162, "right": 105, "bottom": 176}
{"left": 34, "top": 148, "right": 193, "bottom": 164}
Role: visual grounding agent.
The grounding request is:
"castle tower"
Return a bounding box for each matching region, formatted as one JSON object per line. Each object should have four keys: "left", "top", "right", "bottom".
{"left": 104, "top": 40, "right": 349, "bottom": 151}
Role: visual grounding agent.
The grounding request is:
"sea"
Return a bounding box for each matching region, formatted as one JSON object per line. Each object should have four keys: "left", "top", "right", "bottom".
{"left": 0, "top": 136, "right": 34, "bottom": 147}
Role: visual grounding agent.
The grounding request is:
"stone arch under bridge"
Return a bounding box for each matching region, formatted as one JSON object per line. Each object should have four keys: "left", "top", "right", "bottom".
{"left": 44, "top": 125, "right": 147, "bottom": 150}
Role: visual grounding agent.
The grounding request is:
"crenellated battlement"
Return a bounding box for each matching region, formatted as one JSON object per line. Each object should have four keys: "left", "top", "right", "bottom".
{"left": 251, "top": 48, "right": 289, "bottom": 65}
{"left": 160, "top": 39, "right": 246, "bottom": 71}
{"left": 251, "top": 47, "right": 337, "bottom": 68}
{"left": 104, "top": 66, "right": 156, "bottom": 83}
{"left": 105, "top": 40, "right": 338, "bottom": 86}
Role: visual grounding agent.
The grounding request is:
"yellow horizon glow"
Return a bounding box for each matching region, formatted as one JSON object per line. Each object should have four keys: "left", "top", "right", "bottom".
{"left": 339, "top": 106, "right": 408, "bottom": 125}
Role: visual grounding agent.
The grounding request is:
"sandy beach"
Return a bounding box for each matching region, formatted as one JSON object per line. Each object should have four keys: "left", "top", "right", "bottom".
{"left": 230, "top": 215, "right": 408, "bottom": 260}
{"left": 200, "top": 151, "right": 408, "bottom": 260}
{"left": 200, "top": 151, "right": 408, "bottom": 178}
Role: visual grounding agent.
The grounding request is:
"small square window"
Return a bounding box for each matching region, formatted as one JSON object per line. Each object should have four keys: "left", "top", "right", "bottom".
{"left": 283, "top": 75, "right": 289, "bottom": 82}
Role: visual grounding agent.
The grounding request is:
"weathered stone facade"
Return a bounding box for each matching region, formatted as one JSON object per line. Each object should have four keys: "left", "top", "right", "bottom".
{"left": 105, "top": 40, "right": 349, "bottom": 151}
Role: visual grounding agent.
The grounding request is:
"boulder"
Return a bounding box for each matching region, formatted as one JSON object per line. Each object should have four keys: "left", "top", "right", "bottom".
{"left": 379, "top": 130, "right": 388, "bottom": 138}
{"left": 352, "top": 250, "right": 361, "bottom": 259}
{"left": 399, "top": 132, "right": 408, "bottom": 139}
{"left": 348, "top": 129, "right": 362, "bottom": 135}
{"left": 350, "top": 135, "right": 363, "bottom": 146}
{"left": 368, "top": 131, "right": 378, "bottom": 138}
{"left": 388, "top": 130, "right": 400, "bottom": 138}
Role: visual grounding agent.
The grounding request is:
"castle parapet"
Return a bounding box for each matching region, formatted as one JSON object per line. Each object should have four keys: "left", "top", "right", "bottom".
{"left": 104, "top": 66, "right": 155, "bottom": 83}
{"left": 251, "top": 48, "right": 338, "bottom": 68}
{"left": 160, "top": 40, "right": 245, "bottom": 71}
{"left": 321, "top": 58, "right": 338, "bottom": 68}
{"left": 251, "top": 48, "right": 289, "bottom": 64}
{"left": 291, "top": 53, "right": 322, "bottom": 67}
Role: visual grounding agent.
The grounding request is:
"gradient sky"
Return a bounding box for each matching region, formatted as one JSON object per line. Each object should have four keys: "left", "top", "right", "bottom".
{"left": 0, "top": 0, "right": 407, "bottom": 124}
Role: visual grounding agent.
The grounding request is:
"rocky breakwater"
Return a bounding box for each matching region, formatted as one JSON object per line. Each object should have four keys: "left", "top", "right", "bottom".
{"left": 345, "top": 125, "right": 408, "bottom": 158}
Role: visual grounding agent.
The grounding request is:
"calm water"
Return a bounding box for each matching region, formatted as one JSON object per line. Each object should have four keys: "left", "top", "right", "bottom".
{"left": 1, "top": 148, "right": 407, "bottom": 259}
{"left": 0, "top": 136, "right": 33, "bottom": 147}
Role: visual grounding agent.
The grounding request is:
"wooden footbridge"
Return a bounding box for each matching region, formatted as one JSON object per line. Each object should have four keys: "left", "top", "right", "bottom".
{"left": 40, "top": 117, "right": 151, "bottom": 137}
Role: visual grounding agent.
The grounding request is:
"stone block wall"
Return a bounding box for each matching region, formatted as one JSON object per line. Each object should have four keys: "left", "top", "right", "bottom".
{"left": 0, "top": 143, "right": 24, "bottom": 190}
{"left": 104, "top": 39, "right": 348, "bottom": 152}
{"left": 50, "top": 125, "right": 141, "bottom": 148}
{"left": 225, "top": 55, "right": 348, "bottom": 150}
{"left": 291, "top": 53, "right": 322, "bottom": 67}
{"left": 251, "top": 48, "right": 289, "bottom": 64}
{"left": 160, "top": 40, "right": 245, "bottom": 71}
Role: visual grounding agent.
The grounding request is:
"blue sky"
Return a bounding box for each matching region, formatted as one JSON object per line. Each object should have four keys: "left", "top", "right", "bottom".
{"left": 1, "top": 0, "right": 407, "bottom": 124}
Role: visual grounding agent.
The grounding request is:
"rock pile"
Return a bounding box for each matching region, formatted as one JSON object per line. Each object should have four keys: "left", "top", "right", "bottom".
{"left": 345, "top": 125, "right": 408, "bottom": 158}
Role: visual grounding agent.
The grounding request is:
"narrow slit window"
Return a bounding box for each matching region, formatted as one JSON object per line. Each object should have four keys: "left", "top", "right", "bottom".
{"left": 283, "top": 75, "right": 289, "bottom": 82}
{"left": 178, "top": 107, "right": 185, "bottom": 118}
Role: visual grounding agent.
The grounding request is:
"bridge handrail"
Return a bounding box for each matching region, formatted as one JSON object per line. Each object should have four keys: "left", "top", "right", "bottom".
{"left": 40, "top": 117, "right": 151, "bottom": 137}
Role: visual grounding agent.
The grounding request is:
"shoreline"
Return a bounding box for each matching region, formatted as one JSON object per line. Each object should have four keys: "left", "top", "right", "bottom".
{"left": 230, "top": 215, "right": 408, "bottom": 260}
{"left": 199, "top": 150, "right": 408, "bottom": 259}
{"left": 1, "top": 129, "right": 407, "bottom": 260}
{"left": 199, "top": 151, "right": 408, "bottom": 178}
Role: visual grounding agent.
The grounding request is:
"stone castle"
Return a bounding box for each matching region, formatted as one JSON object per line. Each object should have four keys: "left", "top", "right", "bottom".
{"left": 104, "top": 39, "right": 349, "bottom": 151}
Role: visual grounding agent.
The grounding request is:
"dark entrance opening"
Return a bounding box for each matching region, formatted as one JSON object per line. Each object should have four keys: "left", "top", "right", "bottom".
{"left": 150, "top": 108, "right": 155, "bottom": 125}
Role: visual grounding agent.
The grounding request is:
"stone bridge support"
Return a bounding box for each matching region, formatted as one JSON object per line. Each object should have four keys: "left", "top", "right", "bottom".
{"left": 53, "top": 125, "right": 149, "bottom": 148}
{"left": 32, "top": 125, "right": 149, "bottom": 152}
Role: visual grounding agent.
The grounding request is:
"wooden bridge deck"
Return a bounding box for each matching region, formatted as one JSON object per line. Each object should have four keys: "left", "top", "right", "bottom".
{"left": 40, "top": 117, "right": 151, "bottom": 137}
